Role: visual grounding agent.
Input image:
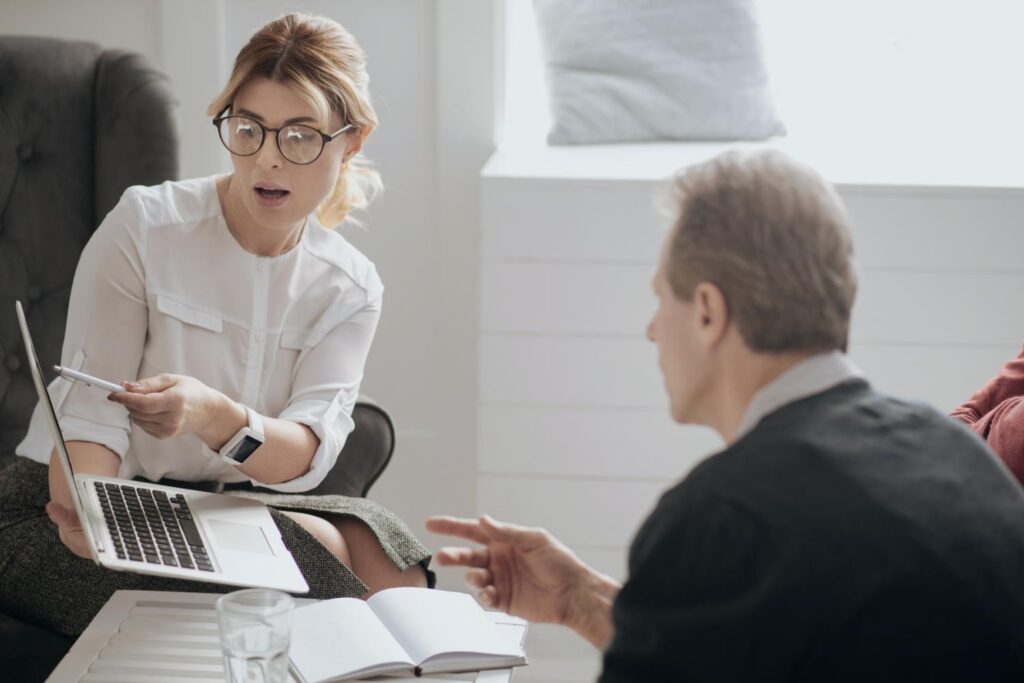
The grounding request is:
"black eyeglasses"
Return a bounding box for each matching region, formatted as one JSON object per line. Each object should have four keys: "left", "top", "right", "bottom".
{"left": 213, "top": 115, "right": 353, "bottom": 165}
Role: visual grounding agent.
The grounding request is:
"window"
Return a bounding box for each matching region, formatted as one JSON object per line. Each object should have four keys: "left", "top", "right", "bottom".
{"left": 502, "top": 1, "right": 1024, "bottom": 184}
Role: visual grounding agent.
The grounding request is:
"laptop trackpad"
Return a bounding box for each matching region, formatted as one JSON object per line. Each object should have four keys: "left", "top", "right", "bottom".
{"left": 208, "top": 519, "right": 274, "bottom": 555}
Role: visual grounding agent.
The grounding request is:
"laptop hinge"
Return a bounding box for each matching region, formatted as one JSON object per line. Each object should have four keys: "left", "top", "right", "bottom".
{"left": 79, "top": 479, "right": 105, "bottom": 553}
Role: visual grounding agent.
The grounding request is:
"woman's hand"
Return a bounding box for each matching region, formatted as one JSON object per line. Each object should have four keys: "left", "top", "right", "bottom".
{"left": 47, "top": 442, "right": 120, "bottom": 559}
{"left": 109, "top": 373, "right": 220, "bottom": 440}
{"left": 46, "top": 501, "right": 92, "bottom": 559}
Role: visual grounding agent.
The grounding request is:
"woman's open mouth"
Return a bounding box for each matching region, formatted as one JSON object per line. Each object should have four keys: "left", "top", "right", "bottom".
{"left": 253, "top": 183, "right": 290, "bottom": 208}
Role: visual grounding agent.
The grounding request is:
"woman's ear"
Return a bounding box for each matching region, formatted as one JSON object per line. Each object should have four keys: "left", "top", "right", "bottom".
{"left": 343, "top": 130, "right": 367, "bottom": 164}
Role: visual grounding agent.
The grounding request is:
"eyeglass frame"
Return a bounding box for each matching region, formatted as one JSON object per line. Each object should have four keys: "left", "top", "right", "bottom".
{"left": 212, "top": 113, "right": 354, "bottom": 166}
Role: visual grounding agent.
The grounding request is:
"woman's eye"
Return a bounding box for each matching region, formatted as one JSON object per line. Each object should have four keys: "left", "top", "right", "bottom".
{"left": 285, "top": 128, "right": 315, "bottom": 142}
{"left": 236, "top": 125, "right": 257, "bottom": 138}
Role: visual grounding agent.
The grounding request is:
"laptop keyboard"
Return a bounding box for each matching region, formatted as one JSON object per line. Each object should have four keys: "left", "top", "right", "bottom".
{"left": 93, "top": 482, "right": 214, "bottom": 572}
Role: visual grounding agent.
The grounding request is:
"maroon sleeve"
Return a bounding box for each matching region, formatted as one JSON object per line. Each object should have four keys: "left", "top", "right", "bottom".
{"left": 951, "top": 345, "right": 1024, "bottom": 425}
{"left": 951, "top": 344, "right": 1024, "bottom": 486}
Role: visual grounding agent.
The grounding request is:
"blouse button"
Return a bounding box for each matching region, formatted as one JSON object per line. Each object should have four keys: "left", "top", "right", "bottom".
{"left": 256, "top": 259, "right": 266, "bottom": 272}
{"left": 255, "top": 331, "right": 265, "bottom": 343}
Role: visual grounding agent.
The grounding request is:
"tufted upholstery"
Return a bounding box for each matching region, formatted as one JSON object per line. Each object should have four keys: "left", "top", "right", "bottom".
{"left": 0, "top": 35, "right": 179, "bottom": 463}
{"left": 0, "top": 34, "right": 180, "bottom": 682}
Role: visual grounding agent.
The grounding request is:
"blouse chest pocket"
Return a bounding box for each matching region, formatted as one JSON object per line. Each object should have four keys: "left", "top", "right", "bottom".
{"left": 155, "top": 295, "right": 224, "bottom": 333}
{"left": 264, "top": 329, "right": 311, "bottom": 407}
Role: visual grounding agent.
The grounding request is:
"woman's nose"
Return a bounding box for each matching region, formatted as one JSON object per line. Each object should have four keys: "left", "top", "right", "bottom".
{"left": 256, "top": 132, "right": 285, "bottom": 168}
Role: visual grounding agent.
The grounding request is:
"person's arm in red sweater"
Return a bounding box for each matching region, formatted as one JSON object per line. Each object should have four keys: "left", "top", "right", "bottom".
{"left": 951, "top": 344, "right": 1024, "bottom": 427}
{"left": 951, "top": 344, "right": 1024, "bottom": 487}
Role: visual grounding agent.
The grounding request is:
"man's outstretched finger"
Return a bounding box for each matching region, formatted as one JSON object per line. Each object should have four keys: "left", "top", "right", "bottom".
{"left": 465, "top": 568, "right": 493, "bottom": 589}
{"left": 475, "top": 585, "right": 498, "bottom": 609}
{"left": 478, "top": 514, "right": 545, "bottom": 545}
{"left": 426, "top": 515, "right": 489, "bottom": 545}
{"left": 434, "top": 546, "right": 489, "bottom": 568}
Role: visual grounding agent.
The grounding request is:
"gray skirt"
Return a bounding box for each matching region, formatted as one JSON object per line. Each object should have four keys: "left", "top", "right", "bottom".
{"left": 0, "top": 458, "right": 433, "bottom": 635}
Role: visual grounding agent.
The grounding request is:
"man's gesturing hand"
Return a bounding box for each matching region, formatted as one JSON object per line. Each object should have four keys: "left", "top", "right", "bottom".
{"left": 426, "top": 514, "right": 595, "bottom": 626}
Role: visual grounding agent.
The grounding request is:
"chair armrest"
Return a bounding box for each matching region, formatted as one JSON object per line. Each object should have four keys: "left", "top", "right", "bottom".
{"left": 304, "top": 397, "right": 395, "bottom": 498}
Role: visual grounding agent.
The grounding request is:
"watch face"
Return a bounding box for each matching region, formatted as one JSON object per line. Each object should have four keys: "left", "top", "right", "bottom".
{"left": 232, "top": 435, "right": 263, "bottom": 463}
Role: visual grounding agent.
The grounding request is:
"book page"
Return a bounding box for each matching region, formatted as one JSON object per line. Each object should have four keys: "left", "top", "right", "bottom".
{"left": 289, "top": 597, "right": 413, "bottom": 682}
{"left": 368, "top": 588, "right": 523, "bottom": 667}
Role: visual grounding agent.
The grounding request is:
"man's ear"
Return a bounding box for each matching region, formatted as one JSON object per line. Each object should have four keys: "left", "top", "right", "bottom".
{"left": 693, "top": 281, "right": 730, "bottom": 347}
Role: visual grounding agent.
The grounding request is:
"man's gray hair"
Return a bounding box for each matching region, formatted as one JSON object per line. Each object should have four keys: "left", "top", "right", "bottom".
{"left": 666, "top": 149, "right": 857, "bottom": 353}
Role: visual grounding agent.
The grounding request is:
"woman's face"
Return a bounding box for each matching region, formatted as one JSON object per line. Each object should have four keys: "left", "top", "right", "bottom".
{"left": 226, "top": 77, "right": 357, "bottom": 233}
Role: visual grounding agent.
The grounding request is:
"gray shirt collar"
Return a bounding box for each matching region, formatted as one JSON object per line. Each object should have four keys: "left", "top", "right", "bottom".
{"left": 735, "top": 351, "right": 865, "bottom": 439}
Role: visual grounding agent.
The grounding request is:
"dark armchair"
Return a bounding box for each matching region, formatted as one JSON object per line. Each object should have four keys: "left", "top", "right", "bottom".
{"left": 0, "top": 35, "right": 397, "bottom": 682}
{"left": 0, "top": 35, "right": 179, "bottom": 460}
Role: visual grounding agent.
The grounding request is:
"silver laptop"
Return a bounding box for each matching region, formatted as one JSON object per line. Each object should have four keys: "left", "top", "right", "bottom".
{"left": 15, "top": 301, "right": 309, "bottom": 594}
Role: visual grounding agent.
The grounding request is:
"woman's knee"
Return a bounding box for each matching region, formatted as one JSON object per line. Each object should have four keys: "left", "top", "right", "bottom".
{"left": 334, "top": 517, "right": 428, "bottom": 593}
{"left": 286, "top": 513, "right": 427, "bottom": 594}
{"left": 283, "top": 511, "right": 352, "bottom": 567}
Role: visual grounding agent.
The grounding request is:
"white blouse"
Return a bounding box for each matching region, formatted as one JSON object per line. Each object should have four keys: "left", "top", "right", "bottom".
{"left": 16, "top": 176, "right": 383, "bottom": 493}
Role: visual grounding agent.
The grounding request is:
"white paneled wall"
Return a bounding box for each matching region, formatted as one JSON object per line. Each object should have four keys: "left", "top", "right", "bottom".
{"left": 480, "top": 167, "right": 1024, "bottom": 681}
{"left": 479, "top": 173, "right": 717, "bottom": 681}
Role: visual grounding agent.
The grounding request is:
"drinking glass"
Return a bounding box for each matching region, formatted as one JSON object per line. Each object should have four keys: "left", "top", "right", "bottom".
{"left": 216, "top": 588, "right": 294, "bottom": 683}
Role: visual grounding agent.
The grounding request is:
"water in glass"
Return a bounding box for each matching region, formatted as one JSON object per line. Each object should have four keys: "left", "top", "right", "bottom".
{"left": 223, "top": 627, "right": 289, "bottom": 683}
{"left": 217, "top": 589, "right": 294, "bottom": 683}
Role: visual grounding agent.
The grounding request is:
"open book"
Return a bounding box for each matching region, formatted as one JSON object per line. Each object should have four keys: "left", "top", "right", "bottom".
{"left": 288, "top": 587, "right": 527, "bottom": 682}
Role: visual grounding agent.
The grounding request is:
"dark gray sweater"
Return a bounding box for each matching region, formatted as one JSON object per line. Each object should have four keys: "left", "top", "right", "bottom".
{"left": 600, "top": 379, "right": 1024, "bottom": 682}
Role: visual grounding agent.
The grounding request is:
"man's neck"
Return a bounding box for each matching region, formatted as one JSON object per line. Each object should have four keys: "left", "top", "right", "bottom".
{"left": 710, "top": 350, "right": 814, "bottom": 445}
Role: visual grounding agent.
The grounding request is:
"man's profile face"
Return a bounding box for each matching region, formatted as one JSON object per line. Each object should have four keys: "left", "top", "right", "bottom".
{"left": 646, "top": 259, "right": 711, "bottom": 425}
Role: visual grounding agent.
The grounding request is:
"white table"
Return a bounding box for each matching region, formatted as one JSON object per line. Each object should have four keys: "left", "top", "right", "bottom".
{"left": 48, "top": 590, "right": 526, "bottom": 682}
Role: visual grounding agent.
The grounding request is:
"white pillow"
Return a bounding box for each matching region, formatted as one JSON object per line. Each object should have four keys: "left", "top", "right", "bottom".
{"left": 533, "top": 0, "right": 786, "bottom": 144}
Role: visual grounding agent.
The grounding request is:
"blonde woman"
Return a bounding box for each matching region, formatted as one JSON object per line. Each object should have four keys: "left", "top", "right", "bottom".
{"left": 1, "top": 13, "right": 430, "bottom": 635}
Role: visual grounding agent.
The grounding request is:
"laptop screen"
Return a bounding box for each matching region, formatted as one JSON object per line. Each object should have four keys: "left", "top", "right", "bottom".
{"left": 14, "top": 301, "right": 93, "bottom": 539}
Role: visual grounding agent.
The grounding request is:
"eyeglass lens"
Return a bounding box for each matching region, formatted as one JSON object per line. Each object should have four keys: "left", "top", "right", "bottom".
{"left": 218, "top": 116, "right": 325, "bottom": 165}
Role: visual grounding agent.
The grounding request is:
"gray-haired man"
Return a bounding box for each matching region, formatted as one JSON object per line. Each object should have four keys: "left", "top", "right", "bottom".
{"left": 429, "top": 150, "right": 1024, "bottom": 681}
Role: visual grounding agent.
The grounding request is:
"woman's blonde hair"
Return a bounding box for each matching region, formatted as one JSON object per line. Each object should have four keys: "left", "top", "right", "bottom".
{"left": 208, "top": 13, "right": 382, "bottom": 227}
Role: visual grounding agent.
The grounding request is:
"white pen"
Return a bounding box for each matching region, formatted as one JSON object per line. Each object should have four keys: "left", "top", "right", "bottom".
{"left": 53, "top": 365, "right": 125, "bottom": 393}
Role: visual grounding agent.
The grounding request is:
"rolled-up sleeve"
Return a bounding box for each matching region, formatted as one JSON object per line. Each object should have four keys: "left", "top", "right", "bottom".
{"left": 46, "top": 189, "right": 148, "bottom": 458}
{"left": 261, "top": 276, "right": 382, "bottom": 493}
{"left": 950, "top": 344, "right": 1024, "bottom": 486}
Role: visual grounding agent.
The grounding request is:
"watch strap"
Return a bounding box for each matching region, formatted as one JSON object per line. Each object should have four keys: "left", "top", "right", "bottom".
{"left": 244, "top": 405, "right": 265, "bottom": 440}
{"left": 207, "top": 404, "right": 265, "bottom": 464}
